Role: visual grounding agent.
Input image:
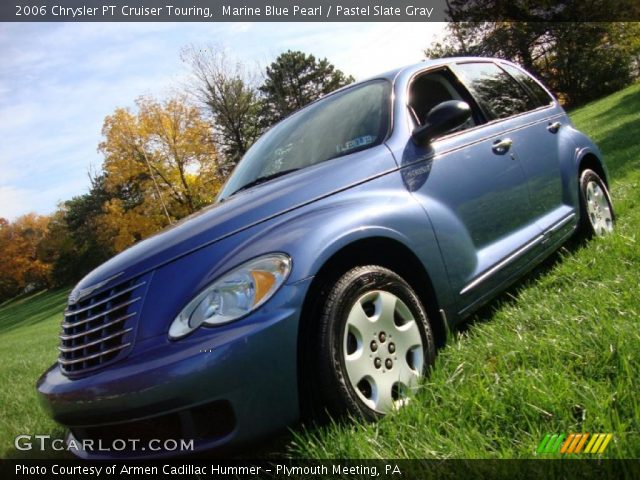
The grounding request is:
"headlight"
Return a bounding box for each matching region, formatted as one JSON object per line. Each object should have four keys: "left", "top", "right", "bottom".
{"left": 168, "top": 253, "right": 291, "bottom": 339}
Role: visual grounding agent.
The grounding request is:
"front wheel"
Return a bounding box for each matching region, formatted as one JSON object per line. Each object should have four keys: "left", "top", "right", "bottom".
{"left": 315, "top": 265, "right": 435, "bottom": 420}
{"left": 578, "top": 169, "right": 615, "bottom": 238}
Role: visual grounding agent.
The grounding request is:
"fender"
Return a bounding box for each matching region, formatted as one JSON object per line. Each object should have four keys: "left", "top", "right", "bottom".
{"left": 214, "top": 172, "right": 454, "bottom": 315}
{"left": 575, "top": 145, "right": 609, "bottom": 183}
{"left": 566, "top": 127, "right": 609, "bottom": 211}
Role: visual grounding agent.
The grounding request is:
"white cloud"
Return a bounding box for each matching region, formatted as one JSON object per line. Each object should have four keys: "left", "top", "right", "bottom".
{"left": 0, "top": 186, "right": 32, "bottom": 220}
{"left": 228, "top": 22, "right": 254, "bottom": 33}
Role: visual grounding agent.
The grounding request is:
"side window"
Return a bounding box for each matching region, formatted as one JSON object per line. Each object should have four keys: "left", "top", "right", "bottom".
{"left": 453, "top": 62, "right": 536, "bottom": 120}
{"left": 408, "top": 68, "right": 479, "bottom": 134}
{"left": 499, "top": 63, "right": 554, "bottom": 108}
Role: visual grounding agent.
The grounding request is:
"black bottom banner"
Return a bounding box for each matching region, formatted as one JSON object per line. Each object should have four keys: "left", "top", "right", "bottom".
{"left": 2, "top": 459, "right": 640, "bottom": 480}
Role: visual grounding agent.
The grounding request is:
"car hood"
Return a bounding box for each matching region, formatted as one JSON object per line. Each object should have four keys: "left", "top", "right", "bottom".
{"left": 71, "top": 145, "right": 397, "bottom": 296}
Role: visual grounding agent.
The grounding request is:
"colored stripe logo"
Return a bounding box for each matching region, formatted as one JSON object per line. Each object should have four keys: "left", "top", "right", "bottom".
{"left": 537, "top": 433, "right": 613, "bottom": 454}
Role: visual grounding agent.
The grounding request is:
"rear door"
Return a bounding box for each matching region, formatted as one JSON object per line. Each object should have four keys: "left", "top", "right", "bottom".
{"left": 496, "top": 62, "right": 573, "bottom": 232}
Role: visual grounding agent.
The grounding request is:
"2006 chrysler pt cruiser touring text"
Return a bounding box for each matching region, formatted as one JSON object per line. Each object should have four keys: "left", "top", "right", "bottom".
{"left": 37, "top": 57, "right": 615, "bottom": 458}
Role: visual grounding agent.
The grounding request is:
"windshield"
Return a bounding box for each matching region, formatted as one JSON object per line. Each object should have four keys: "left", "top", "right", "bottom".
{"left": 218, "top": 79, "right": 392, "bottom": 199}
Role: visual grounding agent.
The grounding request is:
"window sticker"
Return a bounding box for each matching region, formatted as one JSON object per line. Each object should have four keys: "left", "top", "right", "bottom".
{"left": 336, "top": 135, "right": 375, "bottom": 153}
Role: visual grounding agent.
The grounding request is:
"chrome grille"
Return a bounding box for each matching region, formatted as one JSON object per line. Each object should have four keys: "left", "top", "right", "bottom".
{"left": 59, "top": 276, "right": 147, "bottom": 376}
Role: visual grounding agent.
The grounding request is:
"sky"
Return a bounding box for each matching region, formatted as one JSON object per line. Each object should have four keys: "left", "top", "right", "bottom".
{"left": 0, "top": 21, "right": 446, "bottom": 220}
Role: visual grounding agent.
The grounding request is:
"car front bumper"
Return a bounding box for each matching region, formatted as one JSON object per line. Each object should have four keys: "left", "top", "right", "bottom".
{"left": 36, "top": 278, "right": 311, "bottom": 459}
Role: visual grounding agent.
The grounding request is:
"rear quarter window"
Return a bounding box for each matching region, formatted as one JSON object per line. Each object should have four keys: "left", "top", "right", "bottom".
{"left": 499, "top": 63, "right": 555, "bottom": 108}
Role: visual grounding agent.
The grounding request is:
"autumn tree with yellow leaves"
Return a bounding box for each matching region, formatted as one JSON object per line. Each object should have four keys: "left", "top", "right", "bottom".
{"left": 98, "top": 95, "right": 222, "bottom": 252}
{"left": 0, "top": 214, "right": 53, "bottom": 300}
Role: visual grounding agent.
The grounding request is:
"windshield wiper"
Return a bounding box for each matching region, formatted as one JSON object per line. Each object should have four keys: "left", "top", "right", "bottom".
{"left": 229, "top": 168, "right": 300, "bottom": 197}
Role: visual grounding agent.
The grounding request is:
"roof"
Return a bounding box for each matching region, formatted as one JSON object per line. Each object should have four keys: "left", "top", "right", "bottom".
{"left": 363, "top": 56, "right": 508, "bottom": 84}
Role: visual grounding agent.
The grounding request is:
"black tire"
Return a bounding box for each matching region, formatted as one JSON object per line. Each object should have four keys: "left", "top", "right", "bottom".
{"left": 577, "top": 169, "right": 615, "bottom": 238}
{"left": 313, "top": 265, "right": 435, "bottom": 420}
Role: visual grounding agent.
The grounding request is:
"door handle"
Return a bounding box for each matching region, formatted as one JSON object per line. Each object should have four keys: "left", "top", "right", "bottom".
{"left": 547, "top": 121, "right": 562, "bottom": 133}
{"left": 492, "top": 138, "right": 512, "bottom": 154}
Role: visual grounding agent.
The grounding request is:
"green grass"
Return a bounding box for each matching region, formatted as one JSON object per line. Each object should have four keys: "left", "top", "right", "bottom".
{"left": 290, "top": 83, "right": 640, "bottom": 459}
{"left": 0, "top": 289, "right": 69, "bottom": 457}
{"left": 0, "top": 84, "right": 638, "bottom": 460}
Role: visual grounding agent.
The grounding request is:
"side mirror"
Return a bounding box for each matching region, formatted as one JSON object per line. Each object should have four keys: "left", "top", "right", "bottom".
{"left": 412, "top": 100, "right": 472, "bottom": 145}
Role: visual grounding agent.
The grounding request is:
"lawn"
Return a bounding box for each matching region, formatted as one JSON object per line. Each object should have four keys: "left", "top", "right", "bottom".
{"left": 0, "top": 83, "right": 639, "bottom": 459}
{"left": 0, "top": 289, "right": 68, "bottom": 457}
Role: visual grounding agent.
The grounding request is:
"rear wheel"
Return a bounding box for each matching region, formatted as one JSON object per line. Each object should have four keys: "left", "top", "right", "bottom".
{"left": 578, "top": 169, "right": 615, "bottom": 238}
{"left": 314, "top": 265, "right": 435, "bottom": 420}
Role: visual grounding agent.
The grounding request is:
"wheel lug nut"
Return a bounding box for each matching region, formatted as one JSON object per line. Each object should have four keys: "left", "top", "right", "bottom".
{"left": 388, "top": 342, "right": 395, "bottom": 354}
{"left": 374, "top": 358, "right": 382, "bottom": 369}
{"left": 379, "top": 332, "right": 386, "bottom": 343}
{"left": 370, "top": 340, "right": 378, "bottom": 352}
{"left": 385, "top": 359, "right": 393, "bottom": 369}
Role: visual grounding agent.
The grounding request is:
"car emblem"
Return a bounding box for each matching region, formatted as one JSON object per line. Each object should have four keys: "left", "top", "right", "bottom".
{"left": 68, "top": 272, "right": 124, "bottom": 305}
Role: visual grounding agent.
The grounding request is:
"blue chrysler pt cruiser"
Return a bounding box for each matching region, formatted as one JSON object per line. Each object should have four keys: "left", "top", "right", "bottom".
{"left": 37, "top": 57, "right": 614, "bottom": 458}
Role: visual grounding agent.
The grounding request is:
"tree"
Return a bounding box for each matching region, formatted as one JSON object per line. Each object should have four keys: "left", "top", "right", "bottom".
{"left": 425, "top": 4, "right": 640, "bottom": 106}
{"left": 546, "top": 23, "right": 640, "bottom": 105}
{"left": 0, "top": 214, "right": 52, "bottom": 301}
{"left": 44, "top": 175, "right": 115, "bottom": 286}
{"left": 259, "top": 50, "right": 355, "bottom": 124}
{"left": 98, "top": 95, "right": 221, "bottom": 252}
{"left": 182, "top": 45, "right": 262, "bottom": 176}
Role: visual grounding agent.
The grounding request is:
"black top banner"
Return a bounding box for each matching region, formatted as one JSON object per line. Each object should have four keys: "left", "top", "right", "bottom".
{"left": 5, "top": 0, "right": 448, "bottom": 21}
{"left": 2, "top": 0, "right": 640, "bottom": 22}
